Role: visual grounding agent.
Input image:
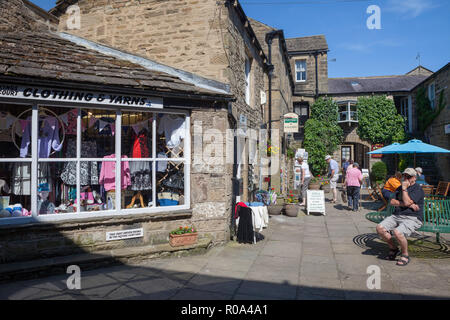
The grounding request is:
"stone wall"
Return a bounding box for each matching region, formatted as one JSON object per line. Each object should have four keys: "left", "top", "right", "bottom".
{"left": 0, "top": 212, "right": 194, "bottom": 264}
{"left": 290, "top": 52, "right": 328, "bottom": 96}
{"left": 414, "top": 66, "right": 450, "bottom": 181}
{"left": 0, "top": 0, "right": 57, "bottom": 32}
{"left": 249, "top": 18, "right": 293, "bottom": 194}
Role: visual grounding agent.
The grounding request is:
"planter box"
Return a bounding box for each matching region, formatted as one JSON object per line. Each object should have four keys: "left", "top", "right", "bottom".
{"left": 169, "top": 232, "right": 198, "bottom": 247}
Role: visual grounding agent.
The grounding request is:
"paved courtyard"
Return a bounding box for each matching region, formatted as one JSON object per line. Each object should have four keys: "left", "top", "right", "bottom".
{"left": 0, "top": 194, "right": 449, "bottom": 300}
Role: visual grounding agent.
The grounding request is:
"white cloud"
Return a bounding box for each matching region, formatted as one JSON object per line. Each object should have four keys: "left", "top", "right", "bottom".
{"left": 386, "top": 0, "right": 438, "bottom": 18}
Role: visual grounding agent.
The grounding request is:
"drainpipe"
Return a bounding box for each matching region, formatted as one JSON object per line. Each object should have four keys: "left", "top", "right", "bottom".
{"left": 265, "top": 31, "right": 279, "bottom": 190}
{"left": 314, "top": 52, "right": 319, "bottom": 98}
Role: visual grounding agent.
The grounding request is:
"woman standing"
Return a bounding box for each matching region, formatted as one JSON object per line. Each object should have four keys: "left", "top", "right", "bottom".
{"left": 344, "top": 162, "right": 363, "bottom": 211}
{"left": 297, "top": 157, "right": 311, "bottom": 206}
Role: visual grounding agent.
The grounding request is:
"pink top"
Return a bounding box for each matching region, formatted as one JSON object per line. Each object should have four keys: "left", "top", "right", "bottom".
{"left": 345, "top": 167, "right": 362, "bottom": 187}
{"left": 99, "top": 154, "right": 131, "bottom": 192}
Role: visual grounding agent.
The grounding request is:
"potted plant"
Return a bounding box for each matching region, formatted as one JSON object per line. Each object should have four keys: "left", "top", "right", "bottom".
{"left": 169, "top": 226, "right": 198, "bottom": 247}
{"left": 309, "top": 175, "right": 322, "bottom": 190}
{"left": 283, "top": 191, "right": 299, "bottom": 217}
{"left": 267, "top": 188, "right": 283, "bottom": 215}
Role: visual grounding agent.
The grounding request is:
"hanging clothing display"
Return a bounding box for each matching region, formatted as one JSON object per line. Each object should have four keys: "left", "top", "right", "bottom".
{"left": 64, "top": 109, "right": 78, "bottom": 135}
{"left": 60, "top": 138, "right": 99, "bottom": 185}
{"left": 158, "top": 114, "right": 185, "bottom": 148}
{"left": 20, "top": 117, "right": 63, "bottom": 158}
{"left": 157, "top": 152, "right": 168, "bottom": 172}
{"left": 99, "top": 154, "right": 131, "bottom": 192}
{"left": 129, "top": 162, "right": 152, "bottom": 191}
{"left": 236, "top": 206, "right": 255, "bottom": 244}
{"left": 132, "top": 129, "right": 151, "bottom": 158}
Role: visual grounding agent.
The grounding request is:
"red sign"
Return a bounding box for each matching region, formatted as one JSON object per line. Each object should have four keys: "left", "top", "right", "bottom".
{"left": 371, "top": 144, "right": 384, "bottom": 158}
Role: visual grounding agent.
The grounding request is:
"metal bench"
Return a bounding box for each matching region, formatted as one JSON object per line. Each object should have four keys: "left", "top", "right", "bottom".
{"left": 366, "top": 197, "right": 450, "bottom": 243}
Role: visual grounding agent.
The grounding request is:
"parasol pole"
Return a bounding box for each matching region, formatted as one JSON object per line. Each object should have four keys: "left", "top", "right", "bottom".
{"left": 414, "top": 152, "right": 416, "bottom": 168}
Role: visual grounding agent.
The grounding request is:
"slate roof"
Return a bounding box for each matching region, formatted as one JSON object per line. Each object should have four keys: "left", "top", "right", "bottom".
{"left": 0, "top": 32, "right": 232, "bottom": 100}
{"left": 327, "top": 75, "right": 429, "bottom": 95}
{"left": 286, "top": 35, "right": 328, "bottom": 53}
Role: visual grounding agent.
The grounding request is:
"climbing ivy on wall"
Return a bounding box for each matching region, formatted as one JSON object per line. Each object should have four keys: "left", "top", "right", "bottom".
{"left": 416, "top": 88, "right": 446, "bottom": 134}
{"left": 356, "top": 95, "right": 406, "bottom": 144}
{"left": 303, "top": 98, "right": 343, "bottom": 176}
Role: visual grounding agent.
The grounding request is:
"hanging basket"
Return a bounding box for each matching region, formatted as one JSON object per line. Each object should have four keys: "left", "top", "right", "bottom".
{"left": 169, "top": 233, "right": 198, "bottom": 247}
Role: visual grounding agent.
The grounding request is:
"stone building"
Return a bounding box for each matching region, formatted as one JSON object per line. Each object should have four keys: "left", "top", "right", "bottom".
{"left": 326, "top": 70, "right": 429, "bottom": 171}
{"left": 51, "top": 0, "right": 269, "bottom": 204}
{"left": 411, "top": 62, "right": 450, "bottom": 182}
{"left": 0, "top": 0, "right": 242, "bottom": 273}
{"left": 286, "top": 35, "right": 329, "bottom": 141}
{"left": 249, "top": 18, "right": 295, "bottom": 195}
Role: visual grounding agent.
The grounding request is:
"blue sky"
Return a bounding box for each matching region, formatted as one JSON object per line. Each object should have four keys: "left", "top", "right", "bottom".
{"left": 31, "top": 0, "right": 449, "bottom": 78}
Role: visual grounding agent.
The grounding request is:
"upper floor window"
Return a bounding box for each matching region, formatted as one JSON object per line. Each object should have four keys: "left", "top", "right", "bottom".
{"left": 337, "top": 101, "right": 358, "bottom": 123}
{"left": 428, "top": 82, "right": 435, "bottom": 109}
{"left": 245, "top": 56, "right": 252, "bottom": 106}
{"left": 295, "top": 60, "right": 307, "bottom": 82}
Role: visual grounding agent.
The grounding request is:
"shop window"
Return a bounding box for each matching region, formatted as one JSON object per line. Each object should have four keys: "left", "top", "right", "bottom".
{"left": 0, "top": 103, "right": 189, "bottom": 223}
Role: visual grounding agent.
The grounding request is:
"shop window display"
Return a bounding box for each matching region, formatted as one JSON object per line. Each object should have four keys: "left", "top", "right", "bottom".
{"left": 0, "top": 103, "right": 188, "bottom": 221}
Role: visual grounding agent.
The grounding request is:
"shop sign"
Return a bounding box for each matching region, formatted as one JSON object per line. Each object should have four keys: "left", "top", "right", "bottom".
{"left": 0, "top": 84, "right": 163, "bottom": 109}
{"left": 283, "top": 113, "right": 298, "bottom": 133}
{"left": 306, "top": 190, "right": 326, "bottom": 216}
{"left": 106, "top": 228, "right": 144, "bottom": 241}
{"left": 371, "top": 144, "right": 384, "bottom": 158}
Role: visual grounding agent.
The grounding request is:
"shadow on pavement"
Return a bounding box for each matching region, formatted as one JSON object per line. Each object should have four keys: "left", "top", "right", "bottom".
{"left": 0, "top": 261, "right": 448, "bottom": 300}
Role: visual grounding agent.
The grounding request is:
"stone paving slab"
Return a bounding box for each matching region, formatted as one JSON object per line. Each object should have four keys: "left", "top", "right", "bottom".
{"left": 0, "top": 194, "right": 449, "bottom": 300}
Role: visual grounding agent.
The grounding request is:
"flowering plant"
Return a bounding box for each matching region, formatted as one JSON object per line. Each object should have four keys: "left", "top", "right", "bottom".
{"left": 170, "top": 226, "right": 197, "bottom": 235}
{"left": 285, "top": 191, "right": 299, "bottom": 203}
{"left": 310, "top": 175, "right": 330, "bottom": 185}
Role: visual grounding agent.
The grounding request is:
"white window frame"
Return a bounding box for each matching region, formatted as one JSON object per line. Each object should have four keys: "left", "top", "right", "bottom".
{"left": 245, "top": 56, "right": 251, "bottom": 106}
{"left": 295, "top": 59, "right": 307, "bottom": 82}
{"left": 337, "top": 101, "right": 358, "bottom": 123}
{"left": 0, "top": 101, "right": 191, "bottom": 226}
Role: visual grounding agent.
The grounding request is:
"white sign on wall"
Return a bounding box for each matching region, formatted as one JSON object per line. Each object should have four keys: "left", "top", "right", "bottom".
{"left": 307, "top": 190, "right": 326, "bottom": 216}
{"left": 106, "top": 228, "right": 144, "bottom": 242}
{"left": 0, "top": 84, "right": 163, "bottom": 109}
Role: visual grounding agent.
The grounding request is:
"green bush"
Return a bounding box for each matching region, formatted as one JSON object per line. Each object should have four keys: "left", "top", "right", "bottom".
{"left": 303, "top": 98, "right": 343, "bottom": 176}
{"left": 371, "top": 161, "right": 387, "bottom": 185}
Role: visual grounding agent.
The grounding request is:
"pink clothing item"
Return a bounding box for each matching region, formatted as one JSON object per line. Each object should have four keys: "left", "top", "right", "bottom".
{"left": 346, "top": 167, "right": 363, "bottom": 187}
{"left": 99, "top": 154, "right": 131, "bottom": 192}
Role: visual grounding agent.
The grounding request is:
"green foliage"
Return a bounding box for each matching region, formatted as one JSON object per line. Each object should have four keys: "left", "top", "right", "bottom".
{"left": 416, "top": 88, "right": 446, "bottom": 134}
{"left": 286, "top": 147, "right": 296, "bottom": 159}
{"left": 303, "top": 98, "right": 343, "bottom": 176}
{"left": 370, "top": 161, "right": 387, "bottom": 184}
{"left": 357, "top": 96, "right": 406, "bottom": 144}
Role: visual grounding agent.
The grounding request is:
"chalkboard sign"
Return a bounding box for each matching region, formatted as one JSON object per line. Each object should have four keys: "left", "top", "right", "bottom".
{"left": 307, "top": 190, "right": 326, "bottom": 216}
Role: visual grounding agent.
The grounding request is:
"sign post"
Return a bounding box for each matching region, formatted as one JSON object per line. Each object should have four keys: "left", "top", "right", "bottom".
{"left": 283, "top": 113, "right": 299, "bottom": 133}
{"left": 307, "top": 190, "right": 326, "bottom": 216}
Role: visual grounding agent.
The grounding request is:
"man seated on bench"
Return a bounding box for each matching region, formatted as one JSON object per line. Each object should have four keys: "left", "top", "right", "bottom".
{"left": 376, "top": 168, "right": 425, "bottom": 266}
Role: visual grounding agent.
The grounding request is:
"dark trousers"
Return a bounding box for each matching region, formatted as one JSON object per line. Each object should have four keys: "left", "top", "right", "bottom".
{"left": 347, "top": 186, "right": 360, "bottom": 210}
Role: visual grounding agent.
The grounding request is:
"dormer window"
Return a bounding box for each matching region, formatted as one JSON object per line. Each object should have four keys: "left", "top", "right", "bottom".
{"left": 295, "top": 60, "right": 307, "bottom": 82}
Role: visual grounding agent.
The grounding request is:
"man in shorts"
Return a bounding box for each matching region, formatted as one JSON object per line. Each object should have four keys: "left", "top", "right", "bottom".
{"left": 325, "top": 155, "right": 339, "bottom": 203}
{"left": 376, "top": 168, "right": 424, "bottom": 266}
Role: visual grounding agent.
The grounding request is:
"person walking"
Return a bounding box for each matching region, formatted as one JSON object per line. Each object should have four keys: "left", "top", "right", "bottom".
{"left": 376, "top": 168, "right": 424, "bottom": 266}
{"left": 344, "top": 162, "right": 363, "bottom": 211}
{"left": 325, "top": 155, "right": 339, "bottom": 203}
{"left": 297, "top": 157, "right": 311, "bottom": 206}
